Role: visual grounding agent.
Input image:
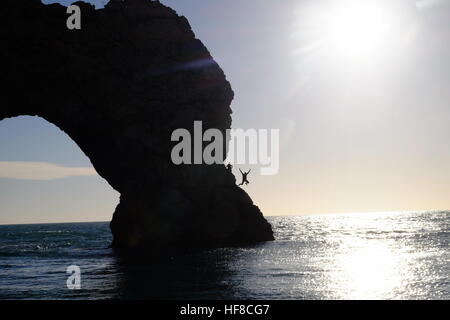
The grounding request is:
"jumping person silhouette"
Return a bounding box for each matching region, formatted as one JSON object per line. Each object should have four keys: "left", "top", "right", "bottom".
{"left": 238, "top": 168, "right": 251, "bottom": 186}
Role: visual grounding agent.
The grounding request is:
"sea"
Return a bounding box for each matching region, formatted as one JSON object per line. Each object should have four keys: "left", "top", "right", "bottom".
{"left": 0, "top": 211, "right": 448, "bottom": 300}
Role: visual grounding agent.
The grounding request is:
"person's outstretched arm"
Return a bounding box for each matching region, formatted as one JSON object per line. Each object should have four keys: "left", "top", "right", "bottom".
{"left": 247, "top": 169, "right": 251, "bottom": 174}
{"left": 239, "top": 168, "right": 243, "bottom": 174}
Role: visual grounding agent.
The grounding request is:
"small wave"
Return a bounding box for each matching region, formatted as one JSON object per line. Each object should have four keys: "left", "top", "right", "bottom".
{"left": 23, "top": 230, "right": 71, "bottom": 234}
{"left": 0, "top": 243, "right": 49, "bottom": 251}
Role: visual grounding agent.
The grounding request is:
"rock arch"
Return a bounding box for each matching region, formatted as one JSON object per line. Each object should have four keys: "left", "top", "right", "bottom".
{"left": 0, "top": 0, "right": 273, "bottom": 249}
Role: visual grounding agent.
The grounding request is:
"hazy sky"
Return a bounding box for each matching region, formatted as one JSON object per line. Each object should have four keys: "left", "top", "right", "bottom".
{"left": 1, "top": 0, "right": 449, "bottom": 223}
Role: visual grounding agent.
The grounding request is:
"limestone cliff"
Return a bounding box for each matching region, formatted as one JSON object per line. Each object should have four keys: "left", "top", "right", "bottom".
{"left": 0, "top": 0, "right": 274, "bottom": 249}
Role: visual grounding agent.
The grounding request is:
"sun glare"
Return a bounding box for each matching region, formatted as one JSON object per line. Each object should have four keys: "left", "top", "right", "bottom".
{"left": 329, "top": 2, "right": 392, "bottom": 57}
{"left": 292, "top": 0, "right": 398, "bottom": 62}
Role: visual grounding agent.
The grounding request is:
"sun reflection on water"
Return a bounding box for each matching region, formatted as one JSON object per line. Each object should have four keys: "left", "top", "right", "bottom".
{"left": 312, "top": 212, "right": 441, "bottom": 299}
{"left": 259, "top": 211, "right": 449, "bottom": 300}
{"left": 329, "top": 239, "right": 405, "bottom": 299}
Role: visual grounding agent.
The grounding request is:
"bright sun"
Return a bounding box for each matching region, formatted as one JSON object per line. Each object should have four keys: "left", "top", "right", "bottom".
{"left": 329, "top": 2, "right": 392, "bottom": 57}
{"left": 293, "top": 0, "right": 397, "bottom": 61}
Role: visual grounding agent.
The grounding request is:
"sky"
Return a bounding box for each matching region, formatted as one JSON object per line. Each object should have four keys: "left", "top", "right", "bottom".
{"left": 1, "top": 0, "right": 449, "bottom": 223}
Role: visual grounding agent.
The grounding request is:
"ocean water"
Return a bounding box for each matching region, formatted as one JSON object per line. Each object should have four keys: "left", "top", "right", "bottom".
{"left": 0, "top": 211, "right": 448, "bottom": 300}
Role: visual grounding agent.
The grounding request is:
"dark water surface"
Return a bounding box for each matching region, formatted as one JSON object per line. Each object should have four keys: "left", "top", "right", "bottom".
{"left": 0, "top": 212, "right": 448, "bottom": 299}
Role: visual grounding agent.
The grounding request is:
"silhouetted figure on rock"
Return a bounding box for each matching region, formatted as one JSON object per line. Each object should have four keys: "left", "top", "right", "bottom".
{"left": 238, "top": 168, "right": 251, "bottom": 186}
{"left": 226, "top": 163, "right": 233, "bottom": 172}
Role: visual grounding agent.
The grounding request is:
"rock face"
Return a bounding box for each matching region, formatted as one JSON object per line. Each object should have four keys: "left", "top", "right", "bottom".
{"left": 0, "top": 0, "right": 274, "bottom": 249}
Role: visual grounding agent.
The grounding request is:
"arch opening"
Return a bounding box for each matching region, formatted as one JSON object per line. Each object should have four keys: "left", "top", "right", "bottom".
{"left": 0, "top": 116, "right": 119, "bottom": 225}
